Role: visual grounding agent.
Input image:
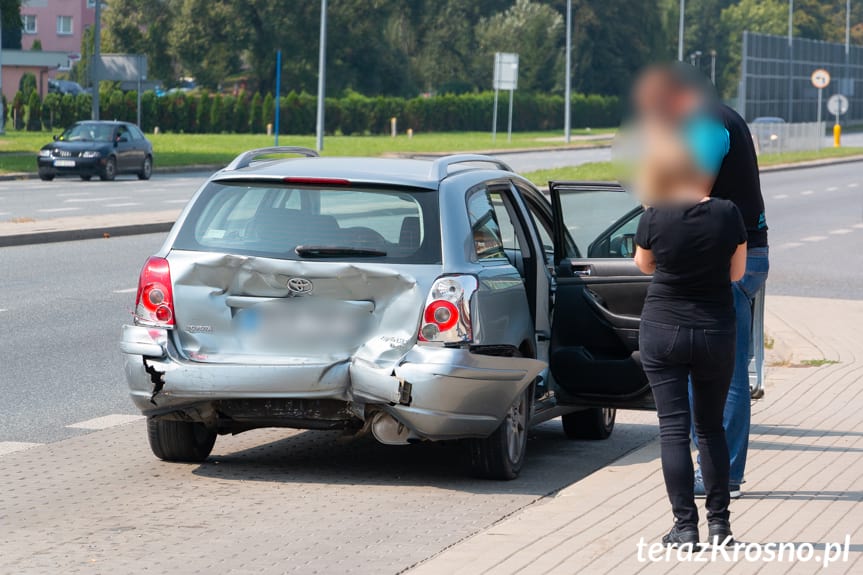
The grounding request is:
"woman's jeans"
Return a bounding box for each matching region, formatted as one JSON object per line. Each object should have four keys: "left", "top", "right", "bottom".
{"left": 640, "top": 320, "right": 736, "bottom": 527}
{"left": 692, "top": 246, "right": 770, "bottom": 485}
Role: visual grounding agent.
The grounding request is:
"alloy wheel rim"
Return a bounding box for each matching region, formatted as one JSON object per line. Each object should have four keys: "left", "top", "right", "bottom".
{"left": 602, "top": 407, "right": 614, "bottom": 428}
{"left": 506, "top": 392, "right": 527, "bottom": 463}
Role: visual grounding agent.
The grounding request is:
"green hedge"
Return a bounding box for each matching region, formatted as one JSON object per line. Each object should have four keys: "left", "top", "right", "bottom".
{"left": 7, "top": 89, "right": 622, "bottom": 134}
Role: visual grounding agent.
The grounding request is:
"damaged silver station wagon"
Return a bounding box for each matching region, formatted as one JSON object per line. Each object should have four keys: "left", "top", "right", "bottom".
{"left": 121, "top": 147, "right": 659, "bottom": 479}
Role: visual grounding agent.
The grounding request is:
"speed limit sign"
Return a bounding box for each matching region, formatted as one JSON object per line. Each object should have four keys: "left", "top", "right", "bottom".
{"left": 811, "top": 69, "right": 831, "bottom": 89}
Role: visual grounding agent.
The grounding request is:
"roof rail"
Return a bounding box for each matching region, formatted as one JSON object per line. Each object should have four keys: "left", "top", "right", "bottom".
{"left": 429, "top": 154, "right": 514, "bottom": 180}
{"left": 225, "top": 146, "right": 319, "bottom": 171}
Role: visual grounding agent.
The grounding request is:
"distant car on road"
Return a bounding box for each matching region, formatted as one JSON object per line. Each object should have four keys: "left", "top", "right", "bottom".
{"left": 750, "top": 116, "right": 786, "bottom": 152}
{"left": 48, "top": 79, "right": 86, "bottom": 96}
{"left": 37, "top": 121, "right": 154, "bottom": 182}
{"left": 121, "top": 147, "right": 661, "bottom": 479}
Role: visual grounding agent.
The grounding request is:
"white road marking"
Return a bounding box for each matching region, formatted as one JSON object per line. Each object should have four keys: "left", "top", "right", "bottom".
{"left": 0, "top": 308, "right": 7, "bottom": 313}
{"left": 848, "top": 183, "right": 859, "bottom": 188}
{"left": 826, "top": 186, "right": 838, "bottom": 192}
{"left": 56, "top": 192, "right": 92, "bottom": 197}
{"left": 829, "top": 229, "right": 852, "bottom": 235}
{"left": 113, "top": 287, "right": 137, "bottom": 294}
{"left": 778, "top": 242, "right": 803, "bottom": 249}
{"left": 772, "top": 194, "right": 789, "bottom": 200}
{"left": 0, "top": 442, "right": 42, "bottom": 457}
{"left": 801, "top": 236, "right": 828, "bottom": 242}
{"left": 0, "top": 211, "right": 9, "bottom": 215}
{"left": 801, "top": 190, "right": 815, "bottom": 196}
{"left": 65, "top": 196, "right": 128, "bottom": 203}
{"left": 163, "top": 199, "right": 189, "bottom": 204}
{"left": 37, "top": 207, "right": 82, "bottom": 213}
{"left": 66, "top": 414, "right": 145, "bottom": 430}
{"left": 104, "top": 202, "right": 142, "bottom": 207}
{"left": 854, "top": 223, "right": 863, "bottom": 229}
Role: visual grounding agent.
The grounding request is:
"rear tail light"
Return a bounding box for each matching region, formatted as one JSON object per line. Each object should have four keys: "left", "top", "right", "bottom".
{"left": 418, "top": 276, "right": 477, "bottom": 344}
{"left": 134, "top": 256, "right": 176, "bottom": 328}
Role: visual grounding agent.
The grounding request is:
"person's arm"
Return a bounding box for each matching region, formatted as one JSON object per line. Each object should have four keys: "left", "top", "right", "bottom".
{"left": 635, "top": 245, "right": 656, "bottom": 275}
{"left": 730, "top": 242, "right": 747, "bottom": 282}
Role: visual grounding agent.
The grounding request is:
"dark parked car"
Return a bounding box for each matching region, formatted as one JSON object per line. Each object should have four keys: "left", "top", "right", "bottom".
{"left": 37, "top": 121, "right": 154, "bottom": 182}
{"left": 48, "top": 79, "right": 85, "bottom": 96}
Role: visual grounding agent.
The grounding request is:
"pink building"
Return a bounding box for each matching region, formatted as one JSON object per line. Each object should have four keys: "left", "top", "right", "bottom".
{"left": 20, "top": 0, "right": 96, "bottom": 53}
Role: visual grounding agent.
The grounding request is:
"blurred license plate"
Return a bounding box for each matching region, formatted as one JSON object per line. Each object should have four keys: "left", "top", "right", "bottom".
{"left": 53, "top": 159, "right": 76, "bottom": 167}
{"left": 236, "top": 303, "right": 367, "bottom": 341}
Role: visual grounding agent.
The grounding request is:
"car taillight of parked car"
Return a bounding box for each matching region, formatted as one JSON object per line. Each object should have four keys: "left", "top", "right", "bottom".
{"left": 134, "top": 256, "right": 176, "bottom": 328}
{"left": 418, "top": 275, "right": 477, "bottom": 344}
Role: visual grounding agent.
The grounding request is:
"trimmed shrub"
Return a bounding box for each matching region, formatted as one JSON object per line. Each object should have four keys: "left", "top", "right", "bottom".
{"left": 26, "top": 91, "right": 42, "bottom": 131}
{"left": 42, "top": 92, "right": 61, "bottom": 130}
{"left": 196, "top": 91, "right": 211, "bottom": 133}
{"left": 262, "top": 92, "right": 275, "bottom": 131}
{"left": 250, "top": 92, "right": 263, "bottom": 133}
{"left": 210, "top": 94, "right": 224, "bottom": 133}
{"left": 232, "top": 91, "right": 249, "bottom": 134}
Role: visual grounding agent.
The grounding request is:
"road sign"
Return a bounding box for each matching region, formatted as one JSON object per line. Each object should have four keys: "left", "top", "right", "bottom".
{"left": 811, "top": 69, "right": 831, "bottom": 89}
{"left": 827, "top": 94, "right": 849, "bottom": 116}
{"left": 493, "top": 53, "right": 519, "bottom": 90}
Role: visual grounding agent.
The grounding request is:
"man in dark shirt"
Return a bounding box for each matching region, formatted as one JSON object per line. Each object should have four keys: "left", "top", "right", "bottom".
{"left": 634, "top": 64, "right": 769, "bottom": 499}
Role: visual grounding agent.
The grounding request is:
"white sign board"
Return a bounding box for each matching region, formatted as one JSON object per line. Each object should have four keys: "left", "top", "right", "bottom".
{"left": 810, "top": 69, "right": 831, "bottom": 89}
{"left": 98, "top": 54, "right": 148, "bottom": 82}
{"left": 493, "top": 53, "right": 519, "bottom": 91}
{"left": 827, "top": 94, "right": 849, "bottom": 116}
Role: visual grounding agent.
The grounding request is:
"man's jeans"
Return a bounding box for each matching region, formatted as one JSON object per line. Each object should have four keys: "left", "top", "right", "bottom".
{"left": 692, "top": 246, "right": 770, "bottom": 485}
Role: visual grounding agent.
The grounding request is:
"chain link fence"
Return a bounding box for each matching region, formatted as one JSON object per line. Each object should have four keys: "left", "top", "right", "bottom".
{"left": 738, "top": 31, "right": 862, "bottom": 126}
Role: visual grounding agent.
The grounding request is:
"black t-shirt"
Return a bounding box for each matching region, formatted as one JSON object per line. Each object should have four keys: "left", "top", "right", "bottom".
{"left": 711, "top": 105, "right": 768, "bottom": 248}
{"left": 636, "top": 198, "right": 747, "bottom": 329}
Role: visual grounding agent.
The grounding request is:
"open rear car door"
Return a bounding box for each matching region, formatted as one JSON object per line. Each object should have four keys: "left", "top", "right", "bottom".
{"left": 548, "top": 181, "right": 654, "bottom": 409}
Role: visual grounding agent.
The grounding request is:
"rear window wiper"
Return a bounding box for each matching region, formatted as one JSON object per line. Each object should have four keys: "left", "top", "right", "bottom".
{"left": 295, "top": 245, "right": 387, "bottom": 258}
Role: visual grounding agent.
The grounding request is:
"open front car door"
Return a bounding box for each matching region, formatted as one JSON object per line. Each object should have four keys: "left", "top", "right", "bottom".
{"left": 549, "top": 181, "right": 654, "bottom": 410}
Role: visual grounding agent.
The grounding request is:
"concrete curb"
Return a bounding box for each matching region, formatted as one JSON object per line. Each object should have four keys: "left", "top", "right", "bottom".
{"left": 0, "top": 220, "right": 174, "bottom": 248}
{"left": 0, "top": 164, "right": 223, "bottom": 181}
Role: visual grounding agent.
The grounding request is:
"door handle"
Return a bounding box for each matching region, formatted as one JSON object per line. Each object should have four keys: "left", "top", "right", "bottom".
{"left": 571, "top": 264, "right": 592, "bottom": 277}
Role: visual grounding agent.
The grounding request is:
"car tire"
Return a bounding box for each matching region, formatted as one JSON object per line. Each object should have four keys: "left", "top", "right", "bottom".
{"left": 467, "top": 386, "right": 531, "bottom": 480}
{"left": 99, "top": 156, "right": 117, "bottom": 181}
{"left": 147, "top": 417, "right": 216, "bottom": 463}
{"left": 80, "top": 175, "right": 92, "bottom": 181}
{"left": 38, "top": 170, "right": 55, "bottom": 181}
{"left": 561, "top": 407, "right": 616, "bottom": 440}
{"left": 138, "top": 156, "right": 152, "bottom": 180}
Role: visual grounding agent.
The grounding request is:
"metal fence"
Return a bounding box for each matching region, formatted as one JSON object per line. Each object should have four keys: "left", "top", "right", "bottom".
{"left": 738, "top": 32, "right": 863, "bottom": 125}
{"left": 748, "top": 121, "right": 823, "bottom": 154}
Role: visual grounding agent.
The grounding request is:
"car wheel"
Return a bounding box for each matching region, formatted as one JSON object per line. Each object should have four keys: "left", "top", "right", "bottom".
{"left": 80, "top": 175, "right": 92, "bottom": 181}
{"left": 467, "top": 386, "right": 531, "bottom": 480}
{"left": 146, "top": 417, "right": 216, "bottom": 463}
{"left": 138, "top": 156, "right": 153, "bottom": 180}
{"left": 38, "top": 170, "right": 55, "bottom": 181}
{"left": 99, "top": 156, "right": 117, "bottom": 181}
{"left": 561, "top": 407, "right": 616, "bottom": 440}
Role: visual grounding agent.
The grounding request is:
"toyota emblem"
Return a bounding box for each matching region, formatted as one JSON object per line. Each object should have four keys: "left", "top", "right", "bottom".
{"left": 287, "top": 277, "right": 314, "bottom": 295}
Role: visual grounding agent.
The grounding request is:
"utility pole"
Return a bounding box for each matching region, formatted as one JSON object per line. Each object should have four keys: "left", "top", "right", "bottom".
{"left": 787, "top": 0, "right": 793, "bottom": 122}
{"left": 677, "top": 0, "right": 685, "bottom": 61}
{"left": 92, "top": 0, "right": 102, "bottom": 121}
{"left": 315, "top": 0, "right": 327, "bottom": 152}
{"left": 564, "top": 0, "right": 572, "bottom": 144}
{"left": 0, "top": 6, "right": 5, "bottom": 134}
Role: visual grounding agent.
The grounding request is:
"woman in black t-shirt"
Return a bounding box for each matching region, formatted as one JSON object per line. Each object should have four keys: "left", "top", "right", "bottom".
{"left": 633, "top": 123, "right": 747, "bottom": 548}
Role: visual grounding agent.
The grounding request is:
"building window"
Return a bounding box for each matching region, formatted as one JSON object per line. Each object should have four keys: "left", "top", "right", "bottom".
{"left": 87, "top": 0, "right": 97, "bottom": 7}
{"left": 22, "top": 15, "right": 37, "bottom": 35}
{"left": 57, "top": 15, "right": 73, "bottom": 36}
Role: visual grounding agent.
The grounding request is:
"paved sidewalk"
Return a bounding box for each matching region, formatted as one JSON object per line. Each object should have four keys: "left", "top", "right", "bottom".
{"left": 407, "top": 295, "right": 863, "bottom": 575}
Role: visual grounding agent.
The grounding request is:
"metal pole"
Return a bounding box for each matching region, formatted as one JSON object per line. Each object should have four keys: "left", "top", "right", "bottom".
{"left": 564, "top": 0, "right": 572, "bottom": 143}
{"left": 136, "top": 55, "right": 142, "bottom": 129}
{"left": 677, "top": 0, "right": 685, "bottom": 61}
{"left": 507, "top": 88, "right": 514, "bottom": 142}
{"left": 0, "top": 6, "right": 5, "bottom": 134}
{"left": 92, "top": 0, "right": 101, "bottom": 121}
{"left": 846, "top": 0, "right": 851, "bottom": 98}
{"left": 710, "top": 50, "right": 716, "bottom": 85}
{"left": 315, "top": 0, "right": 327, "bottom": 152}
{"left": 492, "top": 88, "right": 499, "bottom": 142}
{"left": 274, "top": 49, "right": 281, "bottom": 145}
{"left": 787, "top": 0, "right": 793, "bottom": 122}
{"left": 816, "top": 87, "right": 822, "bottom": 151}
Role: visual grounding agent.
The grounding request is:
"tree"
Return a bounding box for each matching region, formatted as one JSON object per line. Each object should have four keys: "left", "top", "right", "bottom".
{"left": 475, "top": 0, "right": 564, "bottom": 93}
{"left": 210, "top": 94, "right": 223, "bottom": 133}
{"left": 1, "top": 0, "right": 22, "bottom": 50}
{"left": 26, "top": 91, "right": 42, "bottom": 131}
{"left": 71, "top": 25, "right": 94, "bottom": 87}
{"left": 31, "top": 39, "right": 42, "bottom": 51}
{"left": 718, "top": 0, "right": 788, "bottom": 97}
{"left": 19, "top": 73, "right": 37, "bottom": 96}
{"left": 250, "top": 92, "right": 263, "bottom": 133}
{"left": 262, "top": 92, "right": 275, "bottom": 131}
{"left": 196, "top": 91, "right": 211, "bottom": 133}
{"left": 169, "top": 0, "right": 243, "bottom": 88}
{"left": 103, "top": 0, "right": 176, "bottom": 83}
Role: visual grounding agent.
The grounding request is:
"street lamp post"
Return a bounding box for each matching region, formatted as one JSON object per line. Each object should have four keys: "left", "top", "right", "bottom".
{"left": 710, "top": 49, "right": 717, "bottom": 85}
{"left": 678, "top": 0, "right": 685, "bottom": 62}
{"left": 0, "top": 6, "right": 4, "bottom": 134}
{"left": 315, "top": 0, "right": 327, "bottom": 152}
{"left": 92, "top": 0, "right": 101, "bottom": 121}
{"left": 787, "top": 0, "right": 793, "bottom": 122}
{"left": 564, "top": 0, "right": 572, "bottom": 144}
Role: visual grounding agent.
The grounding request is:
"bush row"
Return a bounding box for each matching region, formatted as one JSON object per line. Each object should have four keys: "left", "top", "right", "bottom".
{"left": 6, "top": 89, "right": 622, "bottom": 134}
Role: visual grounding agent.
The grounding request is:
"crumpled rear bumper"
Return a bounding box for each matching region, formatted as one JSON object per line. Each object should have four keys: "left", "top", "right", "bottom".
{"left": 122, "top": 325, "right": 545, "bottom": 440}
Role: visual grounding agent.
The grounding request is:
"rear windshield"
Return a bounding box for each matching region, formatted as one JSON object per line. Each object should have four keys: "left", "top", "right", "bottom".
{"left": 173, "top": 181, "right": 441, "bottom": 263}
